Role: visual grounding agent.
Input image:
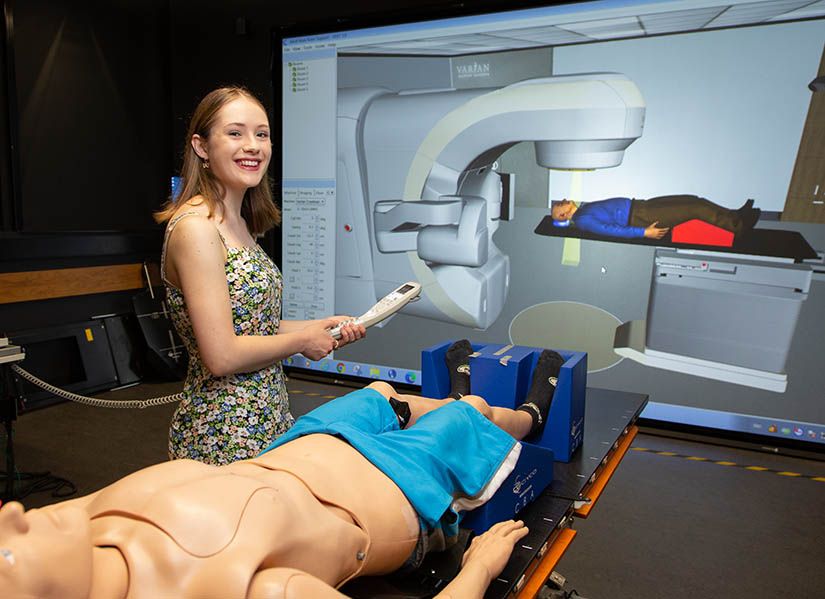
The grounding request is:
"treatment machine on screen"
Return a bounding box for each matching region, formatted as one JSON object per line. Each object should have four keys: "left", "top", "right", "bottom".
{"left": 335, "top": 72, "right": 646, "bottom": 329}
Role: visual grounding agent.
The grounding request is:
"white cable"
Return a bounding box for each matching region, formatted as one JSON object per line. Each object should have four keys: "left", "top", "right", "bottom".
{"left": 10, "top": 364, "right": 183, "bottom": 409}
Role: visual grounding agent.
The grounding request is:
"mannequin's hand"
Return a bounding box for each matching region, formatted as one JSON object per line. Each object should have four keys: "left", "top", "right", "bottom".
{"left": 461, "top": 520, "right": 529, "bottom": 581}
{"left": 644, "top": 221, "right": 669, "bottom": 239}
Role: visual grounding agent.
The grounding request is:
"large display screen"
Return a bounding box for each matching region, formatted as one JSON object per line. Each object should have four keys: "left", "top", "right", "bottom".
{"left": 277, "top": 0, "right": 825, "bottom": 447}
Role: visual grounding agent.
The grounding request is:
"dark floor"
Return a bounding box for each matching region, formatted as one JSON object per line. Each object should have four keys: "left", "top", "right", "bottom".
{"left": 4, "top": 378, "right": 825, "bottom": 599}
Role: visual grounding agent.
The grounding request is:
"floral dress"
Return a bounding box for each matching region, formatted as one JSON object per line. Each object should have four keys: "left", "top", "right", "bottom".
{"left": 161, "top": 211, "right": 293, "bottom": 465}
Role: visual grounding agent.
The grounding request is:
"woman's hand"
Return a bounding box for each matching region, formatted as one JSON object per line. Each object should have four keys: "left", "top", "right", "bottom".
{"left": 300, "top": 322, "right": 338, "bottom": 361}
{"left": 323, "top": 315, "right": 367, "bottom": 349}
{"left": 299, "top": 316, "right": 366, "bottom": 360}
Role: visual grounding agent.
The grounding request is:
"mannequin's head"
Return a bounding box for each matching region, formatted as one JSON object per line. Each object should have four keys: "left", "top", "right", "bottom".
{"left": 0, "top": 502, "right": 93, "bottom": 598}
{"left": 550, "top": 199, "right": 578, "bottom": 221}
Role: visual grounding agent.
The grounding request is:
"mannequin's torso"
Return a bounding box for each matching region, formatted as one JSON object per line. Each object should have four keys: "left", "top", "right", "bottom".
{"left": 81, "top": 435, "right": 420, "bottom": 598}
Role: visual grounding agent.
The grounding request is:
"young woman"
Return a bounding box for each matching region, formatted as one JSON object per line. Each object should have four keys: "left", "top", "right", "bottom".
{"left": 155, "top": 86, "right": 364, "bottom": 465}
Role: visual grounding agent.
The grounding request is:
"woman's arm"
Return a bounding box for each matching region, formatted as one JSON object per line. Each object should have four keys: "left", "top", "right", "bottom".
{"left": 279, "top": 316, "right": 365, "bottom": 348}
{"left": 276, "top": 319, "right": 317, "bottom": 333}
{"left": 166, "top": 217, "right": 340, "bottom": 376}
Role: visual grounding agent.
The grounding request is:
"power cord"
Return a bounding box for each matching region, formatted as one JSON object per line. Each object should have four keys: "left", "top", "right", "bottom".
{"left": 540, "top": 587, "right": 588, "bottom": 599}
{"left": 0, "top": 470, "right": 77, "bottom": 500}
{"left": 11, "top": 364, "right": 183, "bottom": 409}
{"left": 0, "top": 426, "right": 77, "bottom": 501}
{"left": 538, "top": 570, "right": 589, "bottom": 599}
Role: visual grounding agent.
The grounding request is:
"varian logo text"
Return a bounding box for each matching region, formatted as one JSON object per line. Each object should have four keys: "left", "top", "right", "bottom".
{"left": 456, "top": 62, "right": 491, "bottom": 79}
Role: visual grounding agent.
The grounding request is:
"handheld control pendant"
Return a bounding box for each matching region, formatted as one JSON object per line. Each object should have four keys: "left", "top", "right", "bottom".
{"left": 329, "top": 282, "right": 422, "bottom": 339}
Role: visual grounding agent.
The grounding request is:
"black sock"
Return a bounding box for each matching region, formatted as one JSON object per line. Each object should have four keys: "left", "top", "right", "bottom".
{"left": 517, "top": 350, "right": 565, "bottom": 437}
{"left": 445, "top": 339, "right": 473, "bottom": 399}
{"left": 389, "top": 397, "right": 412, "bottom": 429}
{"left": 738, "top": 198, "right": 754, "bottom": 212}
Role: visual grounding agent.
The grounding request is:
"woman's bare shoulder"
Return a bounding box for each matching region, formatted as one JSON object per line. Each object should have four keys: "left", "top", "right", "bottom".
{"left": 166, "top": 205, "right": 221, "bottom": 251}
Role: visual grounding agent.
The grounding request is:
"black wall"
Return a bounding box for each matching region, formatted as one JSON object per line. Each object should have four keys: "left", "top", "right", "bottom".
{"left": 10, "top": 0, "right": 171, "bottom": 232}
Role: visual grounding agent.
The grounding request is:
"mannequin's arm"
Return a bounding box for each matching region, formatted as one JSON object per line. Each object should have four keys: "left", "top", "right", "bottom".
{"left": 247, "top": 521, "right": 527, "bottom": 599}
{"left": 247, "top": 568, "right": 346, "bottom": 599}
{"left": 436, "top": 520, "right": 529, "bottom": 599}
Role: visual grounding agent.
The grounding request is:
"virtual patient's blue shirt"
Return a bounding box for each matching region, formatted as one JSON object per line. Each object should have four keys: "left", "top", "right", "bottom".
{"left": 573, "top": 197, "right": 646, "bottom": 238}
{"left": 260, "top": 388, "right": 516, "bottom": 533}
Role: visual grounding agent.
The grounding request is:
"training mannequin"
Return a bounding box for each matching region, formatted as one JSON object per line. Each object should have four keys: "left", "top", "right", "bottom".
{"left": 0, "top": 345, "right": 564, "bottom": 599}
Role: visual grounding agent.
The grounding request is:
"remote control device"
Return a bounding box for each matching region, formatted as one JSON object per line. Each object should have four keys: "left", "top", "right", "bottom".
{"left": 330, "top": 282, "right": 422, "bottom": 340}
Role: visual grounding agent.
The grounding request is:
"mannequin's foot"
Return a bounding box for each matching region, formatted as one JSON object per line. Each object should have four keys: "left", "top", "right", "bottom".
{"left": 445, "top": 339, "right": 473, "bottom": 399}
{"left": 517, "top": 350, "right": 565, "bottom": 437}
{"left": 738, "top": 198, "right": 754, "bottom": 212}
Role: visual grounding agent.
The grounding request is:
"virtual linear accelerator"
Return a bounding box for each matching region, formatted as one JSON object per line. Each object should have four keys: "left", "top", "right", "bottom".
{"left": 335, "top": 72, "right": 646, "bottom": 329}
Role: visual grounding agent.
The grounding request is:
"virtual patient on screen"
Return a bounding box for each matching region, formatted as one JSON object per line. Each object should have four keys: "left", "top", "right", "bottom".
{"left": 551, "top": 195, "right": 760, "bottom": 240}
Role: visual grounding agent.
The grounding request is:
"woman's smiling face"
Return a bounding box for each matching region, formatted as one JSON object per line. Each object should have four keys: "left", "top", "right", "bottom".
{"left": 193, "top": 95, "right": 272, "bottom": 196}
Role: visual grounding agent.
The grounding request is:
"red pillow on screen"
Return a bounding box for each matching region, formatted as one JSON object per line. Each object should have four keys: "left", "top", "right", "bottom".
{"left": 671, "top": 219, "right": 734, "bottom": 247}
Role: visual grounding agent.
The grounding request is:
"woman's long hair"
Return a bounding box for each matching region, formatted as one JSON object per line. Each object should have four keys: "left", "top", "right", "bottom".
{"left": 154, "top": 86, "right": 280, "bottom": 235}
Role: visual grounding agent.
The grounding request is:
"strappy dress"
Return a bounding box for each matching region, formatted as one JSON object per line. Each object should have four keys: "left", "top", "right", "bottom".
{"left": 161, "top": 211, "right": 293, "bottom": 465}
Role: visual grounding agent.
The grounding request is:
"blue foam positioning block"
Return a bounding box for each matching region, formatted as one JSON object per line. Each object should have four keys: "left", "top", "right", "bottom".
{"left": 421, "top": 341, "right": 587, "bottom": 462}
{"left": 461, "top": 440, "right": 555, "bottom": 534}
{"left": 473, "top": 345, "right": 587, "bottom": 463}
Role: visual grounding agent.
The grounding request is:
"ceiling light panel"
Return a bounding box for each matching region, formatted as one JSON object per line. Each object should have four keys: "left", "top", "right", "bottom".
{"left": 639, "top": 7, "right": 727, "bottom": 34}
{"left": 706, "top": 0, "right": 813, "bottom": 27}
{"left": 557, "top": 16, "right": 645, "bottom": 39}
{"left": 767, "top": 0, "right": 825, "bottom": 20}
{"left": 491, "top": 25, "right": 592, "bottom": 44}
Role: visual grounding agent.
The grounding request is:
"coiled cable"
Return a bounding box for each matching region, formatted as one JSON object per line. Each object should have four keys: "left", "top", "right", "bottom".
{"left": 10, "top": 364, "right": 183, "bottom": 409}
